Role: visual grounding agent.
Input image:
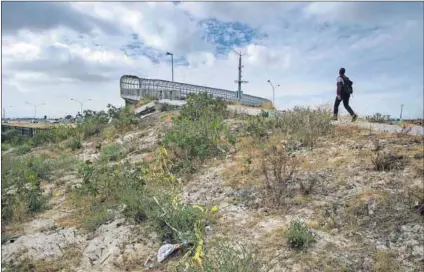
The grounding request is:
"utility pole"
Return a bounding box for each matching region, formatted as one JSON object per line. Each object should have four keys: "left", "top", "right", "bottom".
{"left": 233, "top": 50, "right": 248, "bottom": 100}
{"left": 166, "top": 52, "right": 174, "bottom": 82}
{"left": 400, "top": 104, "right": 404, "bottom": 120}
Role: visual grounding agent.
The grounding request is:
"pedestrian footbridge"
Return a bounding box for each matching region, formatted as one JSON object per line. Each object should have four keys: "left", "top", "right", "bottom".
{"left": 120, "top": 75, "right": 271, "bottom": 107}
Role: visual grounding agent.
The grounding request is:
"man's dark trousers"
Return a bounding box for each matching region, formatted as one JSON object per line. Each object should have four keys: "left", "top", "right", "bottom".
{"left": 334, "top": 92, "right": 355, "bottom": 116}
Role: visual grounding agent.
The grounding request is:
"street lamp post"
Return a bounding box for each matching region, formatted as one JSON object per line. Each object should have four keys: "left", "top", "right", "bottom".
{"left": 400, "top": 104, "right": 404, "bottom": 120}
{"left": 26, "top": 101, "right": 45, "bottom": 119}
{"left": 267, "top": 80, "right": 280, "bottom": 108}
{"left": 2, "top": 106, "right": 12, "bottom": 121}
{"left": 71, "top": 98, "right": 92, "bottom": 115}
{"left": 166, "top": 52, "right": 174, "bottom": 82}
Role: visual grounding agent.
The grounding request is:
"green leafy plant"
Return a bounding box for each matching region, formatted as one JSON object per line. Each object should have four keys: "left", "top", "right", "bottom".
{"left": 366, "top": 113, "right": 391, "bottom": 123}
{"left": 68, "top": 138, "right": 82, "bottom": 150}
{"left": 286, "top": 219, "right": 315, "bottom": 250}
{"left": 163, "top": 93, "right": 234, "bottom": 173}
{"left": 176, "top": 240, "right": 268, "bottom": 272}
{"left": 99, "top": 143, "right": 123, "bottom": 162}
{"left": 16, "top": 144, "right": 31, "bottom": 155}
{"left": 1, "top": 155, "right": 50, "bottom": 224}
{"left": 246, "top": 107, "right": 333, "bottom": 150}
{"left": 261, "top": 137, "right": 298, "bottom": 207}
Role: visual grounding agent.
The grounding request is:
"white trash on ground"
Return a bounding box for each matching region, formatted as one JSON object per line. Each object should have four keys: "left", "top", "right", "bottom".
{"left": 156, "top": 243, "right": 181, "bottom": 263}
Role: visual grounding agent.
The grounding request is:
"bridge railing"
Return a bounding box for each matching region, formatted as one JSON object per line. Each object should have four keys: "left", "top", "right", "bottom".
{"left": 1, "top": 125, "right": 51, "bottom": 137}
{"left": 120, "top": 75, "right": 271, "bottom": 107}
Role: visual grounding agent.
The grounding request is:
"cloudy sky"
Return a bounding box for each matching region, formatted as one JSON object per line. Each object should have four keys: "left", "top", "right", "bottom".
{"left": 2, "top": 2, "right": 423, "bottom": 119}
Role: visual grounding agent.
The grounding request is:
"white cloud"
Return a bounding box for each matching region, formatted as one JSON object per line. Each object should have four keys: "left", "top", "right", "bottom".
{"left": 1, "top": 2, "right": 423, "bottom": 119}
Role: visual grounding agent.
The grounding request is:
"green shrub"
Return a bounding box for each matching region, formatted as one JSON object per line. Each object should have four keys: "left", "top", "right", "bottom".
{"left": 163, "top": 93, "right": 233, "bottom": 173}
{"left": 68, "top": 138, "right": 82, "bottom": 150}
{"left": 2, "top": 154, "right": 53, "bottom": 186}
{"left": 176, "top": 240, "right": 267, "bottom": 272}
{"left": 76, "top": 160, "right": 145, "bottom": 199}
{"left": 31, "top": 127, "right": 76, "bottom": 147}
{"left": 261, "top": 137, "right": 298, "bottom": 207}
{"left": 179, "top": 93, "right": 229, "bottom": 121}
{"left": 16, "top": 144, "right": 31, "bottom": 155}
{"left": 82, "top": 200, "right": 113, "bottom": 231}
{"left": 1, "top": 129, "right": 26, "bottom": 145}
{"left": 286, "top": 220, "right": 315, "bottom": 250}
{"left": 31, "top": 130, "right": 54, "bottom": 146}
{"left": 366, "top": 113, "right": 391, "bottom": 123}
{"left": 1, "top": 143, "right": 11, "bottom": 152}
{"left": 78, "top": 121, "right": 105, "bottom": 139}
{"left": 110, "top": 105, "right": 139, "bottom": 130}
{"left": 1, "top": 153, "right": 77, "bottom": 225}
{"left": 99, "top": 143, "right": 123, "bottom": 162}
{"left": 1, "top": 155, "right": 51, "bottom": 223}
{"left": 246, "top": 106, "right": 333, "bottom": 149}
{"left": 144, "top": 192, "right": 206, "bottom": 244}
{"left": 260, "top": 110, "right": 270, "bottom": 118}
{"left": 156, "top": 103, "right": 180, "bottom": 112}
{"left": 75, "top": 156, "right": 206, "bottom": 246}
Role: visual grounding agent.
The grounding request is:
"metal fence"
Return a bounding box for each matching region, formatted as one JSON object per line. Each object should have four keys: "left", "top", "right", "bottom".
{"left": 1, "top": 125, "right": 51, "bottom": 137}
{"left": 120, "top": 75, "right": 271, "bottom": 107}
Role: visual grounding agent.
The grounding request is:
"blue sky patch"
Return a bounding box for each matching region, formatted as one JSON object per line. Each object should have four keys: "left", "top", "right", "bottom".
{"left": 198, "top": 19, "right": 260, "bottom": 55}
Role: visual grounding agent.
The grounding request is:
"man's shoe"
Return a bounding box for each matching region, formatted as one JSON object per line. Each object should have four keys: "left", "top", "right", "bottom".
{"left": 332, "top": 114, "right": 338, "bottom": 121}
{"left": 352, "top": 114, "right": 358, "bottom": 122}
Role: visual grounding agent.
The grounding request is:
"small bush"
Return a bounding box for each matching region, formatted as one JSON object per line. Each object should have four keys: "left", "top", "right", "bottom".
{"left": 99, "top": 143, "right": 123, "bottom": 162}
{"left": 246, "top": 107, "right": 333, "bottom": 150}
{"left": 107, "top": 104, "right": 139, "bottom": 131}
{"left": 16, "top": 145, "right": 31, "bottom": 155}
{"left": 144, "top": 192, "right": 207, "bottom": 244}
{"left": 1, "top": 129, "right": 27, "bottom": 145}
{"left": 31, "top": 126, "right": 77, "bottom": 147}
{"left": 372, "top": 249, "right": 401, "bottom": 272}
{"left": 1, "top": 143, "right": 11, "bottom": 152}
{"left": 76, "top": 160, "right": 145, "bottom": 200}
{"left": 1, "top": 155, "right": 49, "bottom": 223}
{"left": 102, "top": 126, "right": 118, "bottom": 141}
{"left": 366, "top": 113, "right": 391, "bottom": 123}
{"left": 259, "top": 110, "right": 270, "bottom": 118}
{"left": 156, "top": 102, "right": 180, "bottom": 112}
{"left": 68, "top": 138, "right": 82, "bottom": 150}
{"left": 286, "top": 220, "right": 314, "bottom": 250}
{"left": 261, "top": 137, "right": 298, "bottom": 207}
{"left": 163, "top": 93, "right": 233, "bottom": 173}
{"left": 1, "top": 153, "right": 76, "bottom": 225}
{"left": 81, "top": 200, "right": 113, "bottom": 231}
{"left": 371, "top": 151, "right": 405, "bottom": 171}
{"left": 176, "top": 240, "right": 267, "bottom": 272}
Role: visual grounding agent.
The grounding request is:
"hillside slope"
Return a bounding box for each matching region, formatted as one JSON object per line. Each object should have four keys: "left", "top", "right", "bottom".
{"left": 2, "top": 99, "right": 423, "bottom": 272}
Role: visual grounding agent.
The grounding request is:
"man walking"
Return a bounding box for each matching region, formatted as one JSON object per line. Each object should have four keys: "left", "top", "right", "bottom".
{"left": 333, "top": 67, "right": 358, "bottom": 122}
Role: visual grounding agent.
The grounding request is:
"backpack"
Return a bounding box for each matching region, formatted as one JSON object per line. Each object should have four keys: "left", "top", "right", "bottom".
{"left": 341, "top": 75, "right": 353, "bottom": 94}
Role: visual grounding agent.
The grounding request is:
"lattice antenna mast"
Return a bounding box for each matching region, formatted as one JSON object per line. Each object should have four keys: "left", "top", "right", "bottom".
{"left": 232, "top": 49, "right": 248, "bottom": 99}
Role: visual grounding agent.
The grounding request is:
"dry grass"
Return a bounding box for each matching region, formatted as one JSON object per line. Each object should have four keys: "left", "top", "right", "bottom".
{"left": 3, "top": 110, "right": 424, "bottom": 272}
{"left": 372, "top": 249, "right": 401, "bottom": 272}
{"left": 220, "top": 137, "right": 264, "bottom": 188}
{"left": 3, "top": 244, "right": 82, "bottom": 272}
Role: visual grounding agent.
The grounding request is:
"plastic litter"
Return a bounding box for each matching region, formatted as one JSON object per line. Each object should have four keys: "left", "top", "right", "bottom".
{"left": 144, "top": 255, "right": 154, "bottom": 268}
{"left": 157, "top": 243, "right": 181, "bottom": 263}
